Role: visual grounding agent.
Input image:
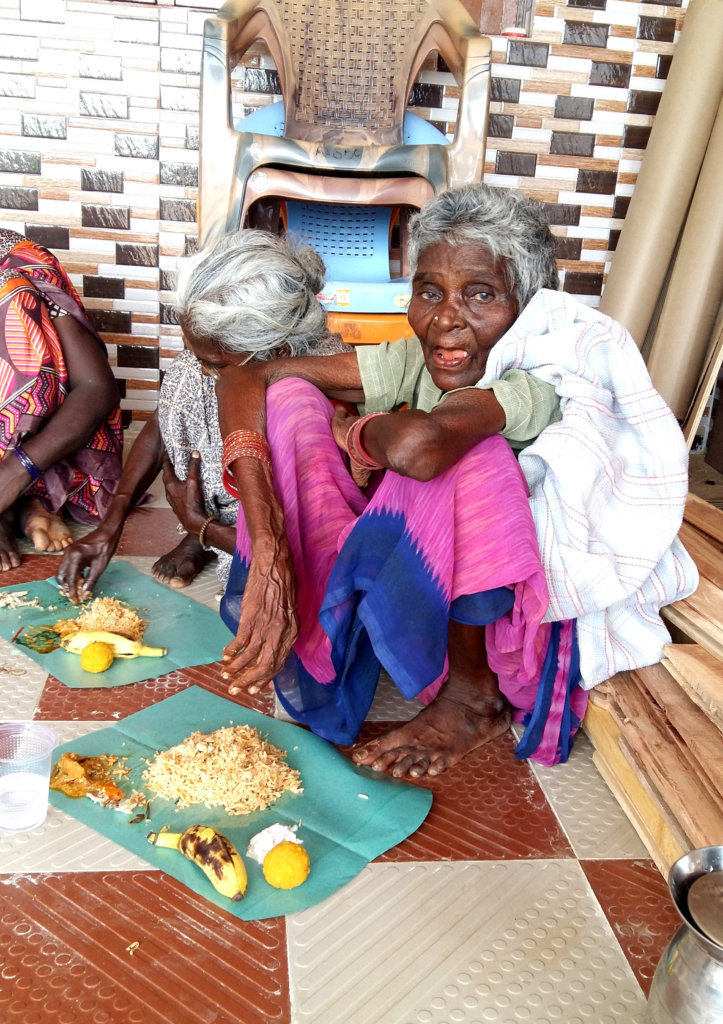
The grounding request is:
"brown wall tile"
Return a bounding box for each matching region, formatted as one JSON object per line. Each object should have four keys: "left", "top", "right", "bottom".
{"left": 543, "top": 202, "right": 581, "bottom": 226}
{"left": 554, "top": 96, "right": 594, "bottom": 121}
{"left": 491, "top": 78, "right": 521, "bottom": 103}
{"left": 81, "top": 204, "right": 131, "bottom": 230}
{"left": 116, "top": 345, "right": 160, "bottom": 370}
{"left": 25, "top": 225, "right": 69, "bottom": 249}
{"left": 0, "top": 186, "right": 38, "bottom": 210}
{"left": 88, "top": 310, "right": 132, "bottom": 335}
{"left": 495, "top": 152, "right": 538, "bottom": 176}
{"left": 116, "top": 243, "right": 159, "bottom": 267}
{"left": 563, "top": 21, "right": 610, "bottom": 47}
{"left": 488, "top": 113, "right": 514, "bottom": 137}
{"left": 81, "top": 168, "right": 124, "bottom": 193}
{"left": 590, "top": 61, "right": 632, "bottom": 88}
{"left": 0, "top": 150, "right": 41, "bottom": 174}
{"left": 612, "top": 195, "right": 631, "bottom": 219}
{"left": 637, "top": 16, "right": 676, "bottom": 42}
{"left": 550, "top": 131, "right": 595, "bottom": 156}
{"left": 159, "top": 198, "right": 197, "bottom": 222}
{"left": 160, "top": 163, "right": 199, "bottom": 187}
{"left": 577, "top": 169, "right": 617, "bottom": 193}
{"left": 656, "top": 54, "right": 673, "bottom": 79}
{"left": 564, "top": 271, "right": 604, "bottom": 293}
{"left": 622, "top": 124, "right": 652, "bottom": 149}
{"left": 507, "top": 41, "right": 549, "bottom": 67}
{"left": 83, "top": 275, "right": 125, "bottom": 299}
{"left": 627, "top": 90, "right": 661, "bottom": 116}
{"left": 554, "top": 236, "right": 583, "bottom": 260}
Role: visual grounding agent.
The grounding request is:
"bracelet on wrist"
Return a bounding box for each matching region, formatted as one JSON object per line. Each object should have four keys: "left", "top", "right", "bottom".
{"left": 222, "top": 430, "right": 272, "bottom": 474}
{"left": 345, "top": 412, "right": 387, "bottom": 471}
{"left": 11, "top": 444, "right": 42, "bottom": 482}
{"left": 198, "top": 513, "right": 218, "bottom": 550}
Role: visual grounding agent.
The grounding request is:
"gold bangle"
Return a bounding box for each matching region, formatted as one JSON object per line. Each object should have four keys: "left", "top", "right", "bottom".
{"left": 198, "top": 513, "right": 218, "bottom": 550}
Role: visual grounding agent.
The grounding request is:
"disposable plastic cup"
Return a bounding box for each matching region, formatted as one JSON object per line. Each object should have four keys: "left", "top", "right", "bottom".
{"left": 0, "top": 722, "right": 57, "bottom": 832}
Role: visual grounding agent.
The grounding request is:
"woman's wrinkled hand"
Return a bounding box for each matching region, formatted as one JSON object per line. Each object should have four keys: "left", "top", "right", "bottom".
{"left": 221, "top": 537, "right": 299, "bottom": 695}
{"left": 161, "top": 450, "right": 206, "bottom": 536}
{"left": 56, "top": 525, "right": 120, "bottom": 604}
{"left": 330, "top": 404, "right": 371, "bottom": 489}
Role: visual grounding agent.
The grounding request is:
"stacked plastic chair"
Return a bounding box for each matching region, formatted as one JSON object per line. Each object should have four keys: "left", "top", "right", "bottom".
{"left": 199, "top": 0, "right": 492, "bottom": 343}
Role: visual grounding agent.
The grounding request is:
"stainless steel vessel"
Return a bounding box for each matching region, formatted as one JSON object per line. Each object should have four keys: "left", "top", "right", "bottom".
{"left": 647, "top": 846, "right": 723, "bottom": 1023}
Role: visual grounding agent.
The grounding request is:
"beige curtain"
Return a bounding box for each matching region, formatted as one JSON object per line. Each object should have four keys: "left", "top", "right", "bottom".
{"left": 599, "top": 0, "right": 723, "bottom": 428}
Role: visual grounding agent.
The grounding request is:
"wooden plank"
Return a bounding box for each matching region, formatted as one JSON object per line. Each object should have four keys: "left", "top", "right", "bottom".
{"left": 611, "top": 673, "right": 723, "bottom": 849}
{"left": 678, "top": 521, "right": 723, "bottom": 588}
{"left": 684, "top": 492, "right": 723, "bottom": 545}
{"left": 592, "top": 750, "right": 679, "bottom": 877}
{"left": 618, "top": 737, "right": 693, "bottom": 851}
{"left": 593, "top": 752, "right": 670, "bottom": 876}
{"left": 631, "top": 664, "right": 723, "bottom": 802}
{"left": 583, "top": 702, "right": 685, "bottom": 874}
{"left": 662, "top": 574, "right": 723, "bottom": 660}
{"left": 662, "top": 644, "right": 723, "bottom": 732}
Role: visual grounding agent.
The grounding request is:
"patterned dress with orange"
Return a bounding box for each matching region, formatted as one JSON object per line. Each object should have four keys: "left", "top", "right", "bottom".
{"left": 0, "top": 230, "right": 122, "bottom": 522}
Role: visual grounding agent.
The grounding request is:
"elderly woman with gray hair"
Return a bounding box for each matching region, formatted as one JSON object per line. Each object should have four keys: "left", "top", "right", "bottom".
{"left": 57, "top": 229, "right": 345, "bottom": 600}
{"left": 213, "top": 183, "right": 696, "bottom": 773}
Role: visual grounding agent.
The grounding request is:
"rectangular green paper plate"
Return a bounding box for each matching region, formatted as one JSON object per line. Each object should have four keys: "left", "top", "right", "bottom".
{"left": 0, "top": 560, "right": 233, "bottom": 686}
{"left": 48, "top": 686, "right": 433, "bottom": 920}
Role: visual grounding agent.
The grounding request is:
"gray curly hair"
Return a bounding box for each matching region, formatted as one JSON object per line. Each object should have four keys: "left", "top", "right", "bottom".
{"left": 175, "top": 229, "right": 332, "bottom": 359}
{"left": 408, "top": 184, "right": 559, "bottom": 310}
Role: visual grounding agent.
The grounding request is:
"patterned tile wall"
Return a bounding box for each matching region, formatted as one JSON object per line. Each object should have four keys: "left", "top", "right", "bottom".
{"left": 0, "top": 0, "right": 687, "bottom": 424}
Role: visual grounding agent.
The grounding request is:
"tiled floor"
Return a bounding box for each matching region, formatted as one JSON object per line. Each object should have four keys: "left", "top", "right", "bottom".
{"left": 0, "top": 506, "right": 681, "bottom": 1024}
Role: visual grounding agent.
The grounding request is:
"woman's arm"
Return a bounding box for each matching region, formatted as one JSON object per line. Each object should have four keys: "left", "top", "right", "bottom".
{"left": 354, "top": 388, "right": 507, "bottom": 482}
{"left": 0, "top": 313, "right": 120, "bottom": 514}
{"left": 213, "top": 351, "right": 362, "bottom": 692}
{"left": 57, "top": 412, "right": 164, "bottom": 601}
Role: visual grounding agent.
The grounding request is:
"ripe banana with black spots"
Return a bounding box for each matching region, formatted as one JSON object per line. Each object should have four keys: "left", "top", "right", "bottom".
{"left": 147, "top": 824, "right": 248, "bottom": 901}
{"left": 61, "top": 630, "right": 166, "bottom": 659}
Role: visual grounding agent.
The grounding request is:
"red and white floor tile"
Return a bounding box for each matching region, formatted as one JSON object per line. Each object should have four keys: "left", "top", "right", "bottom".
{"left": 0, "top": 508, "right": 679, "bottom": 1024}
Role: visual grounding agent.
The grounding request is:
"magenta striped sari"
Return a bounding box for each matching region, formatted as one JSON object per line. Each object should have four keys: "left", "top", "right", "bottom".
{"left": 221, "top": 379, "right": 587, "bottom": 765}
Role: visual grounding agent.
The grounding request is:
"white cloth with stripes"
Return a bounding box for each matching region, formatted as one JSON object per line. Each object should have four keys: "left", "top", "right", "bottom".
{"left": 478, "top": 289, "right": 699, "bottom": 689}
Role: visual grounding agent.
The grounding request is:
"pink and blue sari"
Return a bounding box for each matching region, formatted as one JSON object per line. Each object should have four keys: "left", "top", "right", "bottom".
{"left": 221, "top": 379, "right": 588, "bottom": 765}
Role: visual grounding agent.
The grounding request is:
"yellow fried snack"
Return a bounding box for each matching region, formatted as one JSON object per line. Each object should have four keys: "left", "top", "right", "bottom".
{"left": 80, "top": 641, "right": 115, "bottom": 673}
{"left": 262, "top": 840, "right": 311, "bottom": 890}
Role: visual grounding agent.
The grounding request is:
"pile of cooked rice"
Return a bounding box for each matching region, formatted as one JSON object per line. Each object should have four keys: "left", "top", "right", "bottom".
{"left": 142, "top": 725, "right": 303, "bottom": 815}
{"left": 54, "top": 597, "right": 147, "bottom": 641}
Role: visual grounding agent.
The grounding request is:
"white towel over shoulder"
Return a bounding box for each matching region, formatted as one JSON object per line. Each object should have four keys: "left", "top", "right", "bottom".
{"left": 479, "top": 290, "right": 699, "bottom": 689}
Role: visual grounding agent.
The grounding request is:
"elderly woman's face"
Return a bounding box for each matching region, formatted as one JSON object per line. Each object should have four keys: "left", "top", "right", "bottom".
{"left": 180, "top": 317, "right": 253, "bottom": 379}
{"left": 407, "top": 241, "right": 519, "bottom": 392}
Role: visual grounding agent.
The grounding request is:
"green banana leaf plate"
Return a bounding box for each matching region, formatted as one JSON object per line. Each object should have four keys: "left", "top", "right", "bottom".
{"left": 0, "top": 560, "right": 232, "bottom": 687}
{"left": 48, "top": 686, "right": 434, "bottom": 920}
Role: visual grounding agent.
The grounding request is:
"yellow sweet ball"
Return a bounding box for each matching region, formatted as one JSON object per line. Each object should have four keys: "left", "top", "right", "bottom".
{"left": 262, "top": 840, "right": 311, "bottom": 890}
{"left": 79, "top": 641, "right": 115, "bottom": 674}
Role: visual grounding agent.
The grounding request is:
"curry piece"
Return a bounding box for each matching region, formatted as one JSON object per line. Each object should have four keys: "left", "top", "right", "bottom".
{"left": 50, "top": 752, "right": 126, "bottom": 803}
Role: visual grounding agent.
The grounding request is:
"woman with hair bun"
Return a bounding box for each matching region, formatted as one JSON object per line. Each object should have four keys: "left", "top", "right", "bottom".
{"left": 58, "top": 229, "right": 345, "bottom": 600}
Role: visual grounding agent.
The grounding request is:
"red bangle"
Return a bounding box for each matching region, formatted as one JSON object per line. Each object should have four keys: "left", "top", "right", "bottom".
{"left": 222, "top": 430, "right": 272, "bottom": 498}
{"left": 345, "top": 412, "right": 386, "bottom": 471}
{"left": 222, "top": 430, "right": 272, "bottom": 473}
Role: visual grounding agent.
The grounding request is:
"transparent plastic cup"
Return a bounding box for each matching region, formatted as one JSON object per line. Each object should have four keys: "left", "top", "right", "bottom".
{"left": 0, "top": 722, "right": 58, "bottom": 832}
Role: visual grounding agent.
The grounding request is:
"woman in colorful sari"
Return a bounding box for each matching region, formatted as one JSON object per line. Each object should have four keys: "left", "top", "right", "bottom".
{"left": 0, "top": 230, "right": 122, "bottom": 573}
{"left": 194, "top": 185, "right": 697, "bottom": 772}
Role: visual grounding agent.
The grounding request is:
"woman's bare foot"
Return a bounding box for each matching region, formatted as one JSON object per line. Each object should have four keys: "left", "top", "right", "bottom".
{"left": 151, "top": 533, "right": 216, "bottom": 588}
{"left": 19, "top": 497, "right": 72, "bottom": 552}
{"left": 351, "top": 688, "right": 511, "bottom": 778}
{"left": 351, "top": 619, "right": 511, "bottom": 778}
{"left": 0, "top": 510, "right": 21, "bottom": 572}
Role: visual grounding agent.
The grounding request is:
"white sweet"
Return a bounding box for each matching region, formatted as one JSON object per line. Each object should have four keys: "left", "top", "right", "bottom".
{"left": 246, "top": 822, "right": 302, "bottom": 864}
